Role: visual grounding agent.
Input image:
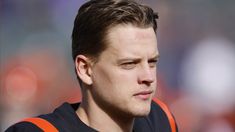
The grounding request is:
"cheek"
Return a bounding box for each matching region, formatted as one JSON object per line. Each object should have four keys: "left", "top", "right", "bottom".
{"left": 96, "top": 65, "right": 138, "bottom": 84}
{"left": 151, "top": 67, "right": 157, "bottom": 77}
{"left": 115, "top": 70, "right": 139, "bottom": 85}
{"left": 91, "top": 70, "right": 134, "bottom": 105}
{"left": 92, "top": 62, "right": 140, "bottom": 90}
{"left": 105, "top": 71, "right": 138, "bottom": 91}
{"left": 118, "top": 71, "right": 135, "bottom": 79}
{"left": 93, "top": 69, "right": 137, "bottom": 98}
{"left": 92, "top": 65, "right": 123, "bottom": 90}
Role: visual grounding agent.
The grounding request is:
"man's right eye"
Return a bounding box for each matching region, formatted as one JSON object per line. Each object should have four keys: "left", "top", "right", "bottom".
{"left": 120, "top": 62, "right": 136, "bottom": 70}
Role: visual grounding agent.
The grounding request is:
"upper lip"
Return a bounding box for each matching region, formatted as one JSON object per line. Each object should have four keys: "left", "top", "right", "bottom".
{"left": 133, "top": 90, "right": 153, "bottom": 96}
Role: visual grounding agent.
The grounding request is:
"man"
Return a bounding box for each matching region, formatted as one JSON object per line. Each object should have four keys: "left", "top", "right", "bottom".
{"left": 6, "top": 0, "right": 177, "bottom": 131}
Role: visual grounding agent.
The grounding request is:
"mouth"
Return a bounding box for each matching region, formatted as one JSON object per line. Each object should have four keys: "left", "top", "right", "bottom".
{"left": 133, "top": 90, "right": 153, "bottom": 100}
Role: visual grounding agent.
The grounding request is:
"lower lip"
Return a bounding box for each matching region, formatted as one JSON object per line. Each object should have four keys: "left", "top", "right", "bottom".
{"left": 135, "top": 93, "right": 151, "bottom": 100}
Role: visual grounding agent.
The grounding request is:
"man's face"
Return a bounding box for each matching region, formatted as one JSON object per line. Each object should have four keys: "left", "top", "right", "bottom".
{"left": 90, "top": 24, "right": 159, "bottom": 117}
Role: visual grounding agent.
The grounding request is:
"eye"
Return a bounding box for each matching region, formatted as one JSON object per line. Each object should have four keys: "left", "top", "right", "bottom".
{"left": 120, "top": 62, "right": 137, "bottom": 70}
{"left": 148, "top": 59, "right": 158, "bottom": 68}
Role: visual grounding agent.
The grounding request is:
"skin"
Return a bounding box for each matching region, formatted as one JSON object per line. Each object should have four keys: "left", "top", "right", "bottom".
{"left": 75, "top": 24, "right": 159, "bottom": 132}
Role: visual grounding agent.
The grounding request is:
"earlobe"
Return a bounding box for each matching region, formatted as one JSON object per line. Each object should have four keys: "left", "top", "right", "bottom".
{"left": 75, "top": 55, "right": 93, "bottom": 85}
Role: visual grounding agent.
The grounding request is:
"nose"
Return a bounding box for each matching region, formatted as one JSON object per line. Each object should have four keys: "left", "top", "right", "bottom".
{"left": 138, "top": 64, "right": 155, "bottom": 85}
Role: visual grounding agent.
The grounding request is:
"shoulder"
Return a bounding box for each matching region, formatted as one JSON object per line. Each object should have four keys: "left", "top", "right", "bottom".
{"left": 35, "top": 102, "right": 78, "bottom": 131}
{"left": 150, "top": 98, "right": 178, "bottom": 132}
{"left": 5, "top": 102, "right": 76, "bottom": 132}
{"left": 5, "top": 122, "right": 43, "bottom": 132}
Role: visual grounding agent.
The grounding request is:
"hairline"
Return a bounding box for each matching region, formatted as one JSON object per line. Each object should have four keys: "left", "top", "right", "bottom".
{"left": 88, "top": 23, "right": 156, "bottom": 64}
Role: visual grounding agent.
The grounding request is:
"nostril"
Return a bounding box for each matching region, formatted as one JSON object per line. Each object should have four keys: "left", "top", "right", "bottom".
{"left": 138, "top": 75, "right": 154, "bottom": 85}
{"left": 142, "top": 80, "right": 152, "bottom": 86}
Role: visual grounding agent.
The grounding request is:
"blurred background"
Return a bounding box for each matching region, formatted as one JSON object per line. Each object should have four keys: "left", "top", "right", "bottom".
{"left": 1, "top": 0, "right": 235, "bottom": 131}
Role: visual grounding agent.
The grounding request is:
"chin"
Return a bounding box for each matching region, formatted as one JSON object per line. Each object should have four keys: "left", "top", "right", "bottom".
{"left": 133, "top": 110, "right": 150, "bottom": 117}
{"left": 131, "top": 103, "right": 151, "bottom": 117}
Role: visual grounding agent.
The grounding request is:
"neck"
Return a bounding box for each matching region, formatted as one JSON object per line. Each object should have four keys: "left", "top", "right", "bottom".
{"left": 76, "top": 96, "right": 134, "bottom": 132}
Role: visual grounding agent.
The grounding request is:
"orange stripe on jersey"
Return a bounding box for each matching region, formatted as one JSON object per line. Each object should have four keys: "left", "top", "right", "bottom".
{"left": 23, "top": 117, "right": 58, "bottom": 132}
{"left": 153, "top": 98, "right": 177, "bottom": 132}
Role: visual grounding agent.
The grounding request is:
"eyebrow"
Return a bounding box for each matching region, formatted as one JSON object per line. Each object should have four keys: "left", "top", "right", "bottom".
{"left": 117, "top": 54, "right": 160, "bottom": 64}
{"left": 117, "top": 58, "right": 140, "bottom": 64}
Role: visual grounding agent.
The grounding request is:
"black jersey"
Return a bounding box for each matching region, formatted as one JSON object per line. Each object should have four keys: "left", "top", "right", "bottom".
{"left": 6, "top": 100, "right": 177, "bottom": 132}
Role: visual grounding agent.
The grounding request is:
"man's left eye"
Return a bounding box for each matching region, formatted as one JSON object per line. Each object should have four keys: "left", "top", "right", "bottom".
{"left": 148, "top": 60, "right": 157, "bottom": 67}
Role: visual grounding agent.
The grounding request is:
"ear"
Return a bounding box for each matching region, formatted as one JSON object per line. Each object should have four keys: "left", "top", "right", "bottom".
{"left": 75, "top": 55, "right": 93, "bottom": 85}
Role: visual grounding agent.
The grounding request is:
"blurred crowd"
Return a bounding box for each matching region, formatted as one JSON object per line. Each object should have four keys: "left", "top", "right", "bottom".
{"left": 1, "top": 0, "right": 235, "bottom": 131}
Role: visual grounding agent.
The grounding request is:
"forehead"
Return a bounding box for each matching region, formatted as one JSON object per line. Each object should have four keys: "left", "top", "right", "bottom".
{"left": 103, "top": 24, "right": 158, "bottom": 58}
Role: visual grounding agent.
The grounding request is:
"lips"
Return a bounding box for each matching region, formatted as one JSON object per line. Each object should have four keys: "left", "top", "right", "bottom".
{"left": 133, "top": 90, "right": 153, "bottom": 100}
